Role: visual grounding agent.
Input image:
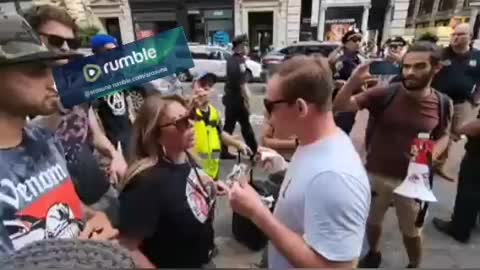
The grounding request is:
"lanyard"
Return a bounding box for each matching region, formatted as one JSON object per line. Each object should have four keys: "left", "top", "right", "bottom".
{"left": 185, "top": 151, "right": 215, "bottom": 209}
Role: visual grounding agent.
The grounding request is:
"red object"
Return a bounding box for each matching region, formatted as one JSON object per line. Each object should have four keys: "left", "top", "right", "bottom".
{"left": 411, "top": 135, "right": 434, "bottom": 165}
{"left": 137, "top": 30, "right": 155, "bottom": 40}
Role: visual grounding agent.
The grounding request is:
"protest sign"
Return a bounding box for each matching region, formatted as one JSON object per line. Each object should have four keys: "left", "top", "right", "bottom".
{"left": 53, "top": 27, "right": 193, "bottom": 108}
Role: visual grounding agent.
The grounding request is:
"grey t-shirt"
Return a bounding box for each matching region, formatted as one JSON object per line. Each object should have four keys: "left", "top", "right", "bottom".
{"left": 268, "top": 131, "right": 371, "bottom": 269}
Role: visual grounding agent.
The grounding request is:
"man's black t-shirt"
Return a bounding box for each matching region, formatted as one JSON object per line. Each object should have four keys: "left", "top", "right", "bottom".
{"left": 119, "top": 160, "right": 215, "bottom": 268}
{"left": 225, "top": 52, "right": 247, "bottom": 102}
{"left": 433, "top": 47, "right": 480, "bottom": 103}
{"left": 94, "top": 91, "right": 132, "bottom": 153}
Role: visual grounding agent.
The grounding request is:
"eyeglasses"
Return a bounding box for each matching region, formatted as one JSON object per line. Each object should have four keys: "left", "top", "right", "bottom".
{"left": 263, "top": 98, "right": 290, "bottom": 115}
{"left": 388, "top": 44, "right": 404, "bottom": 50}
{"left": 160, "top": 114, "right": 193, "bottom": 130}
{"left": 39, "top": 33, "right": 81, "bottom": 50}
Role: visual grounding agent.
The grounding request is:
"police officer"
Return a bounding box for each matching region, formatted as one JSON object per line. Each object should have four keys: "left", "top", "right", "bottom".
{"left": 332, "top": 29, "right": 364, "bottom": 134}
{"left": 432, "top": 23, "right": 480, "bottom": 181}
{"left": 222, "top": 34, "right": 258, "bottom": 158}
{"left": 433, "top": 111, "right": 480, "bottom": 243}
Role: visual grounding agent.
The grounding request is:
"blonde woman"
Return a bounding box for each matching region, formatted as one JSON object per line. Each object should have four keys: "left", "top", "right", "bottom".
{"left": 118, "top": 94, "right": 228, "bottom": 268}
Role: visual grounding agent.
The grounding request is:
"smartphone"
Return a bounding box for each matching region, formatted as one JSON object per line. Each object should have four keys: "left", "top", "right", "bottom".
{"left": 369, "top": 60, "right": 401, "bottom": 76}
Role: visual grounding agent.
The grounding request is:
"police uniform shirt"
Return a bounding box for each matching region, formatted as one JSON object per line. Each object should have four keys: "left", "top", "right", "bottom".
{"left": 334, "top": 52, "right": 362, "bottom": 81}
{"left": 225, "top": 52, "right": 247, "bottom": 100}
{"left": 432, "top": 47, "right": 480, "bottom": 104}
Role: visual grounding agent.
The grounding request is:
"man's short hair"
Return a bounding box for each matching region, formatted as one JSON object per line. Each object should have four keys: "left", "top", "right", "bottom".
{"left": 405, "top": 41, "right": 441, "bottom": 66}
{"left": 24, "top": 5, "right": 78, "bottom": 36}
{"left": 276, "top": 56, "right": 334, "bottom": 112}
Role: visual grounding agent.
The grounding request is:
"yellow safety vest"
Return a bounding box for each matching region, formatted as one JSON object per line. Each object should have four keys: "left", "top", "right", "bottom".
{"left": 194, "top": 105, "right": 222, "bottom": 180}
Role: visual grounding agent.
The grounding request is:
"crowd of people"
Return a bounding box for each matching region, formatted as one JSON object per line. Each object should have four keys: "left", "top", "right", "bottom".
{"left": 0, "top": 3, "right": 479, "bottom": 269}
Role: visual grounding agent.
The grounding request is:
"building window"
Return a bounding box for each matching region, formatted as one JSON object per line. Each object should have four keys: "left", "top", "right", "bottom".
{"left": 438, "top": 0, "right": 456, "bottom": 11}
{"left": 419, "top": 0, "right": 434, "bottom": 15}
{"left": 408, "top": 0, "right": 416, "bottom": 17}
{"left": 464, "top": 0, "right": 470, "bottom": 7}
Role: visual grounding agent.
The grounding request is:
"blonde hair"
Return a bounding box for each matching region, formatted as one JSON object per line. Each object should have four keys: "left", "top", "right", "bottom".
{"left": 120, "top": 93, "right": 187, "bottom": 190}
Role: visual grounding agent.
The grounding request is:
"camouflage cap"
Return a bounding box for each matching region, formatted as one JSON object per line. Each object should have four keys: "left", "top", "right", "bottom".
{"left": 0, "top": 12, "right": 76, "bottom": 67}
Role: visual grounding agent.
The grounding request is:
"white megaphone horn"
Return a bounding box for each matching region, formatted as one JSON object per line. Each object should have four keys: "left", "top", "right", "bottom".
{"left": 394, "top": 162, "right": 437, "bottom": 202}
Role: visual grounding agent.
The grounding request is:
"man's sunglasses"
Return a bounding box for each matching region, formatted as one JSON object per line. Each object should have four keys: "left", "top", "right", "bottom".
{"left": 388, "top": 44, "right": 404, "bottom": 50}
{"left": 39, "top": 33, "right": 81, "bottom": 50}
{"left": 263, "top": 98, "right": 290, "bottom": 115}
{"left": 160, "top": 114, "right": 194, "bottom": 130}
{"left": 349, "top": 37, "right": 362, "bottom": 43}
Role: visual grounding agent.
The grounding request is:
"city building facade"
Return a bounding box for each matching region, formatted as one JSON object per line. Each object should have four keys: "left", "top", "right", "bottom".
{"left": 129, "top": 0, "right": 234, "bottom": 44}
{"left": 405, "top": 0, "right": 478, "bottom": 45}
{"left": 234, "top": 0, "right": 301, "bottom": 50}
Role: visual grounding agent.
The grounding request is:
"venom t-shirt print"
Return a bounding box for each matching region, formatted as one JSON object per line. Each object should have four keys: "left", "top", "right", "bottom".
{"left": 0, "top": 124, "right": 83, "bottom": 255}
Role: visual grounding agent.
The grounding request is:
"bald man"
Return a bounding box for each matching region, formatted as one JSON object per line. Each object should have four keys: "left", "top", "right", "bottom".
{"left": 432, "top": 23, "right": 480, "bottom": 181}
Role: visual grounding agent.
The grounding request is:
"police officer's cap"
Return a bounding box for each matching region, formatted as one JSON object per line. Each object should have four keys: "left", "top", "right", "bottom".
{"left": 386, "top": 36, "right": 407, "bottom": 47}
{"left": 341, "top": 29, "right": 363, "bottom": 44}
{"left": 232, "top": 34, "right": 249, "bottom": 48}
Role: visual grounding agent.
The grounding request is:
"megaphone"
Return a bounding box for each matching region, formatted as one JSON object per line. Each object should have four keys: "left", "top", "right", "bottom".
{"left": 394, "top": 132, "right": 437, "bottom": 202}
{"left": 394, "top": 162, "right": 437, "bottom": 202}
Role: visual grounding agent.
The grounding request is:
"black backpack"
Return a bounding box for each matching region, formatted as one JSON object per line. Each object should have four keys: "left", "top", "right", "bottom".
{"left": 231, "top": 154, "right": 278, "bottom": 251}
{"left": 365, "top": 82, "right": 452, "bottom": 151}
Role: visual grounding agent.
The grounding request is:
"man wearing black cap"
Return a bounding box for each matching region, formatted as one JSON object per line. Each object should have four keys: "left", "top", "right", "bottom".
{"left": 368, "top": 36, "right": 406, "bottom": 85}
{"left": 384, "top": 36, "right": 407, "bottom": 65}
{"left": 331, "top": 29, "right": 363, "bottom": 134}
{"left": 222, "top": 34, "right": 258, "bottom": 158}
{"left": 0, "top": 12, "right": 116, "bottom": 255}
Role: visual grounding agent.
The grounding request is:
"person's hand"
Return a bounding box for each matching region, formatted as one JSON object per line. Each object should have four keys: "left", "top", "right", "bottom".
{"left": 334, "top": 80, "right": 346, "bottom": 89}
{"left": 255, "top": 146, "right": 288, "bottom": 174}
{"left": 79, "top": 211, "right": 118, "bottom": 241}
{"left": 347, "top": 63, "right": 373, "bottom": 90}
{"left": 386, "top": 50, "right": 403, "bottom": 63}
{"left": 237, "top": 142, "right": 253, "bottom": 156}
{"left": 109, "top": 150, "right": 127, "bottom": 185}
{"left": 216, "top": 181, "right": 230, "bottom": 196}
{"left": 229, "top": 180, "right": 269, "bottom": 220}
{"left": 451, "top": 132, "right": 462, "bottom": 142}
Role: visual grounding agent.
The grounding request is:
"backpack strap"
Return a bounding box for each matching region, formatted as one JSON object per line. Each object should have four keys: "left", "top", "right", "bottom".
{"left": 416, "top": 91, "right": 452, "bottom": 228}
{"left": 431, "top": 91, "right": 452, "bottom": 141}
{"left": 365, "top": 83, "right": 402, "bottom": 150}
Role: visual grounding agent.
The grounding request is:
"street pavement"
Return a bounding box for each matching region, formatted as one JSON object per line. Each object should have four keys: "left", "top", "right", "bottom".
{"left": 183, "top": 82, "right": 480, "bottom": 268}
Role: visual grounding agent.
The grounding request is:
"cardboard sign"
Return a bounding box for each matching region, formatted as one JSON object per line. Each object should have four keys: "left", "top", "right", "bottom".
{"left": 53, "top": 27, "right": 194, "bottom": 108}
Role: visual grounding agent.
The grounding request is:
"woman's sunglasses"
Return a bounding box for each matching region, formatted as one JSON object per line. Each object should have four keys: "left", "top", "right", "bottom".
{"left": 39, "top": 33, "right": 81, "bottom": 50}
{"left": 160, "top": 114, "right": 194, "bottom": 130}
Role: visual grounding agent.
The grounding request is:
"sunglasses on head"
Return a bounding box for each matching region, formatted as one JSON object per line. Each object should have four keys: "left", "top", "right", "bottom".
{"left": 160, "top": 114, "right": 194, "bottom": 130}
{"left": 263, "top": 98, "right": 290, "bottom": 115}
{"left": 39, "top": 33, "right": 81, "bottom": 50}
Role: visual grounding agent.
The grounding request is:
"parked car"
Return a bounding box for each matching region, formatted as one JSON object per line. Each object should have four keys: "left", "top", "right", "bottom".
{"left": 261, "top": 41, "right": 340, "bottom": 80}
{"left": 178, "top": 45, "right": 263, "bottom": 82}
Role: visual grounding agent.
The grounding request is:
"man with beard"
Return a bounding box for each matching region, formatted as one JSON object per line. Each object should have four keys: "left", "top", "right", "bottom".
{"left": 432, "top": 23, "right": 480, "bottom": 181}
{"left": 334, "top": 42, "right": 453, "bottom": 268}
{"left": 0, "top": 12, "right": 117, "bottom": 256}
